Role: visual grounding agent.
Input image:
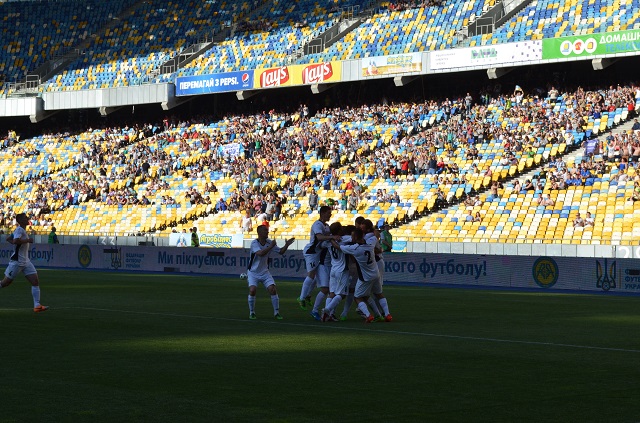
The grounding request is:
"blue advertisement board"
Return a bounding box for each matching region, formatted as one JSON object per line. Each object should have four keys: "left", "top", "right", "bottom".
{"left": 175, "top": 70, "right": 254, "bottom": 96}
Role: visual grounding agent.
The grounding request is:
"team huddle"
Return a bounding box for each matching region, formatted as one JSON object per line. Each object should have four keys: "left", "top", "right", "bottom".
{"left": 246, "top": 206, "right": 393, "bottom": 323}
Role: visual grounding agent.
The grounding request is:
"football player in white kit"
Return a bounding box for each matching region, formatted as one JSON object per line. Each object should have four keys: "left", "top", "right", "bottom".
{"left": 246, "top": 225, "right": 294, "bottom": 320}
{"left": 0, "top": 213, "right": 49, "bottom": 312}
{"left": 322, "top": 222, "right": 352, "bottom": 322}
{"left": 297, "top": 206, "right": 339, "bottom": 311}
{"left": 330, "top": 228, "right": 380, "bottom": 323}
{"left": 362, "top": 219, "right": 392, "bottom": 321}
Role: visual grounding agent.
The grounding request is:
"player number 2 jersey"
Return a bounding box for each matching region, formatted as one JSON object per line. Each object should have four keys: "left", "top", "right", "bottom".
{"left": 339, "top": 242, "right": 379, "bottom": 282}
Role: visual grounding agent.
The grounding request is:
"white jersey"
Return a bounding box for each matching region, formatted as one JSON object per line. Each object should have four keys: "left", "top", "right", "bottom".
{"left": 247, "top": 239, "right": 280, "bottom": 274}
{"left": 339, "top": 242, "right": 379, "bottom": 282}
{"left": 303, "top": 220, "right": 329, "bottom": 255}
{"left": 10, "top": 226, "right": 30, "bottom": 265}
{"left": 364, "top": 231, "right": 382, "bottom": 262}
{"left": 241, "top": 216, "right": 252, "bottom": 231}
{"left": 329, "top": 235, "right": 351, "bottom": 273}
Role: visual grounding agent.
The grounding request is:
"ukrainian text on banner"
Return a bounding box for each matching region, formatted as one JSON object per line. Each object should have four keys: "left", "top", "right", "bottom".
{"left": 175, "top": 70, "right": 254, "bottom": 96}
{"left": 6, "top": 243, "right": 640, "bottom": 295}
{"left": 542, "top": 30, "right": 640, "bottom": 60}
{"left": 169, "top": 233, "right": 243, "bottom": 248}
{"left": 362, "top": 52, "right": 422, "bottom": 77}
{"left": 430, "top": 41, "right": 542, "bottom": 71}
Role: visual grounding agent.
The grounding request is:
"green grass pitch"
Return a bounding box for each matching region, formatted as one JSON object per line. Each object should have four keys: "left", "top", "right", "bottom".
{"left": 0, "top": 269, "right": 639, "bottom": 423}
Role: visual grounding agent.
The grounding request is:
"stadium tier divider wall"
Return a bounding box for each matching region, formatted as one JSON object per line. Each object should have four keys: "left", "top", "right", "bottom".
{"left": 2, "top": 243, "right": 639, "bottom": 294}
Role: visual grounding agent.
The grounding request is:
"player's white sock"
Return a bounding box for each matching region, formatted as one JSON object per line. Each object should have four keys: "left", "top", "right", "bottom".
{"left": 341, "top": 293, "right": 354, "bottom": 317}
{"left": 271, "top": 295, "right": 280, "bottom": 315}
{"left": 300, "top": 276, "right": 315, "bottom": 299}
{"left": 312, "top": 291, "right": 327, "bottom": 313}
{"left": 325, "top": 294, "right": 342, "bottom": 315}
{"left": 356, "top": 301, "right": 370, "bottom": 318}
{"left": 378, "top": 298, "right": 390, "bottom": 316}
{"left": 32, "top": 286, "right": 40, "bottom": 307}
{"left": 248, "top": 295, "right": 256, "bottom": 314}
{"left": 367, "top": 297, "right": 382, "bottom": 317}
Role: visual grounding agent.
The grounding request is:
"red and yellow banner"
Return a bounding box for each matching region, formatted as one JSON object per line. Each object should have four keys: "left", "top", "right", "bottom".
{"left": 253, "top": 62, "right": 342, "bottom": 89}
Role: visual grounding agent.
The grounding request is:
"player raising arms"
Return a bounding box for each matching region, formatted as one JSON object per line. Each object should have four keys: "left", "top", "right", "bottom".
{"left": 330, "top": 228, "right": 380, "bottom": 323}
{"left": 246, "top": 225, "right": 294, "bottom": 320}
{"left": 297, "top": 205, "right": 339, "bottom": 310}
{"left": 0, "top": 213, "right": 49, "bottom": 312}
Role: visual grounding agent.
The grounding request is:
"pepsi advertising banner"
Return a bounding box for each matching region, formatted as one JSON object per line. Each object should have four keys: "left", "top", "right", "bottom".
{"left": 175, "top": 70, "right": 254, "bottom": 96}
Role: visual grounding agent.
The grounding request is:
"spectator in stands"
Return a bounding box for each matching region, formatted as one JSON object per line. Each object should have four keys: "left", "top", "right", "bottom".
{"left": 486, "top": 181, "right": 498, "bottom": 201}
{"left": 265, "top": 200, "right": 276, "bottom": 221}
{"left": 465, "top": 210, "right": 474, "bottom": 222}
{"left": 473, "top": 212, "right": 482, "bottom": 223}
{"left": 380, "top": 224, "right": 393, "bottom": 253}
{"left": 464, "top": 93, "right": 473, "bottom": 115}
{"left": 191, "top": 227, "right": 200, "bottom": 247}
{"left": 308, "top": 189, "right": 318, "bottom": 211}
{"left": 585, "top": 212, "right": 595, "bottom": 227}
{"left": 573, "top": 213, "right": 585, "bottom": 228}
{"left": 513, "top": 180, "right": 522, "bottom": 193}
{"left": 548, "top": 86, "right": 559, "bottom": 104}
{"left": 241, "top": 209, "right": 253, "bottom": 233}
{"left": 48, "top": 227, "right": 59, "bottom": 244}
{"left": 434, "top": 188, "right": 447, "bottom": 209}
{"left": 630, "top": 181, "right": 640, "bottom": 202}
{"left": 215, "top": 198, "right": 228, "bottom": 212}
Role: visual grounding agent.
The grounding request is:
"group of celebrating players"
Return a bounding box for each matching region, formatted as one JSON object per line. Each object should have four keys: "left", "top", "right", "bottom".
{"left": 246, "top": 206, "right": 392, "bottom": 323}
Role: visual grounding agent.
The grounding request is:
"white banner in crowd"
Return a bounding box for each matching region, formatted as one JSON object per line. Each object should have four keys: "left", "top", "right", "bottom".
{"left": 2, "top": 244, "right": 640, "bottom": 295}
{"left": 218, "top": 142, "right": 242, "bottom": 158}
{"left": 430, "top": 40, "right": 542, "bottom": 71}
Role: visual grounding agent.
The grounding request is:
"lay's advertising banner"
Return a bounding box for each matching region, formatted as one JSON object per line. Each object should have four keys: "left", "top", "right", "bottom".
{"left": 253, "top": 62, "right": 342, "bottom": 89}
{"left": 362, "top": 52, "right": 422, "bottom": 77}
{"left": 542, "top": 29, "right": 640, "bottom": 60}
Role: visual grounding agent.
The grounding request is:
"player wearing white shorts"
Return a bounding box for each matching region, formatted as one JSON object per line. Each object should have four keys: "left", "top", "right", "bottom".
{"left": 246, "top": 225, "right": 294, "bottom": 320}
{"left": 322, "top": 222, "right": 352, "bottom": 322}
{"left": 330, "top": 228, "right": 382, "bottom": 323}
{"left": 363, "top": 219, "right": 392, "bottom": 321}
{"left": 297, "top": 206, "right": 339, "bottom": 310}
{"left": 0, "top": 213, "right": 49, "bottom": 312}
{"left": 309, "top": 247, "right": 332, "bottom": 320}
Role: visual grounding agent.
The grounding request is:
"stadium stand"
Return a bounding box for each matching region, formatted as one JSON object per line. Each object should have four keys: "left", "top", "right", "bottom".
{"left": 468, "top": 0, "right": 640, "bottom": 46}
{"left": 1, "top": 0, "right": 640, "bottom": 248}
{"left": 3, "top": 81, "right": 638, "bottom": 246}
{"left": 300, "top": 0, "right": 495, "bottom": 64}
{"left": 0, "top": 0, "right": 137, "bottom": 96}
{"left": 42, "top": 0, "right": 262, "bottom": 91}
{"left": 176, "top": 0, "right": 365, "bottom": 77}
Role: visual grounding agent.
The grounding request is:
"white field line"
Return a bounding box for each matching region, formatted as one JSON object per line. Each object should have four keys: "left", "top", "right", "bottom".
{"left": 19, "top": 306, "right": 633, "bottom": 354}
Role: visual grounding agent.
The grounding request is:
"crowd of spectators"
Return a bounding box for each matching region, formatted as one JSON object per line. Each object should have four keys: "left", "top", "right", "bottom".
{"left": 1, "top": 82, "right": 639, "bottom": 235}
{"left": 1, "top": 130, "right": 19, "bottom": 149}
